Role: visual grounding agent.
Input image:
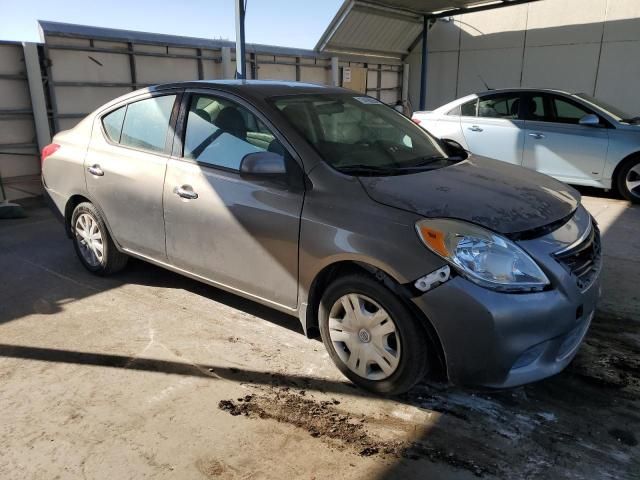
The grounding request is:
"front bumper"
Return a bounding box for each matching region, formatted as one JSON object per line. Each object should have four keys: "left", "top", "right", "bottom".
{"left": 412, "top": 210, "right": 601, "bottom": 388}
{"left": 413, "top": 273, "right": 599, "bottom": 388}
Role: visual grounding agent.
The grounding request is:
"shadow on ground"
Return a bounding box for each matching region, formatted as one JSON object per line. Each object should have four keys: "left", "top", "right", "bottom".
{"left": 1, "top": 197, "right": 639, "bottom": 479}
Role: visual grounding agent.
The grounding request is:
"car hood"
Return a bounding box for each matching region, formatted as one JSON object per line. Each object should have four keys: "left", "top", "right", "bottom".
{"left": 359, "top": 155, "right": 580, "bottom": 235}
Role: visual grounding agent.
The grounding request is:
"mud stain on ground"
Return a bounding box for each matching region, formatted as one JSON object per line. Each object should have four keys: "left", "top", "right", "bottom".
{"left": 219, "top": 315, "right": 640, "bottom": 479}
{"left": 218, "top": 388, "right": 493, "bottom": 477}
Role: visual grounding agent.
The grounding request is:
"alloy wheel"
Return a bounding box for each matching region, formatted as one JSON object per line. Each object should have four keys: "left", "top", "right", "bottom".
{"left": 625, "top": 163, "right": 640, "bottom": 200}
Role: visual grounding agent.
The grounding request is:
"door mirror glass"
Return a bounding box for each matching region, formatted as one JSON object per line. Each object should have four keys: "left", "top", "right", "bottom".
{"left": 579, "top": 113, "right": 601, "bottom": 127}
{"left": 240, "top": 151, "right": 287, "bottom": 177}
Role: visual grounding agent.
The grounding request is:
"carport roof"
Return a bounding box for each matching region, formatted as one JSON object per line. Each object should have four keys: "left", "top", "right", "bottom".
{"left": 316, "top": 0, "right": 539, "bottom": 58}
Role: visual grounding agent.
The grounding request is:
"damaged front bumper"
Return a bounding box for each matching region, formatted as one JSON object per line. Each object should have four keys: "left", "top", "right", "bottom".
{"left": 411, "top": 209, "right": 601, "bottom": 388}
{"left": 412, "top": 272, "right": 600, "bottom": 388}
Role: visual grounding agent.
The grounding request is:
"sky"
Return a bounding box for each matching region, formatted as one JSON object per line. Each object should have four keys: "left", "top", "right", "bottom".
{"left": 1, "top": 0, "right": 343, "bottom": 49}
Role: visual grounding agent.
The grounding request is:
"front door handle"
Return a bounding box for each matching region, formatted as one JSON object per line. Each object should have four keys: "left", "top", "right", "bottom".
{"left": 87, "top": 164, "right": 104, "bottom": 176}
{"left": 175, "top": 185, "right": 198, "bottom": 200}
{"left": 468, "top": 125, "right": 483, "bottom": 132}
{"left": 528, "top": 132, "right": 545, "bottom": 139}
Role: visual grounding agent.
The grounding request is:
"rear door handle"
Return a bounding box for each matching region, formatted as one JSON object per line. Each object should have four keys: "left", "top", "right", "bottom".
{"left": 87, "top": 164, "right": 104, "bottom": 176}
{"left": 468, "top": 125, "right": 483, "bottom": 132}
{"left": 175, "top": 185, "right": 198, "bottom": 200}
{"left": 528, "top": 132, "right": 545, "bottom": 139}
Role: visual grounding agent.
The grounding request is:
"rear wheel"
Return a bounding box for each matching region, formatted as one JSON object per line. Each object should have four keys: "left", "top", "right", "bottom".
{"left": 318, "top": 274, "right": 430, "bottom": 395}
{"left": 71, "top": 202, "right": 128, "bottom": 275}
{"left": 616, "top": 156, "right": 640, "bottom": 204}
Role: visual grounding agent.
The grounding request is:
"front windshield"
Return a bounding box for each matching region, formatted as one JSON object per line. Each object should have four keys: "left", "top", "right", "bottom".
{"left": 574, "top": 93, "right": 634, "bottom": 122}
{"left": 272, "top": 94, "right": 457, "bottom": 175}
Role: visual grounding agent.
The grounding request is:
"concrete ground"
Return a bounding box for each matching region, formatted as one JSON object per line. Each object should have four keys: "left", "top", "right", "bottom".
{"left": 1, "top": 191, "right": 639, "bottom": 480}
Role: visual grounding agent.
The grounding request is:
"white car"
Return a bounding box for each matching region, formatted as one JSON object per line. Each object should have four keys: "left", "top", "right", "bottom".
{"left": 412, "top": 89, "right": 640, "bottom": 203}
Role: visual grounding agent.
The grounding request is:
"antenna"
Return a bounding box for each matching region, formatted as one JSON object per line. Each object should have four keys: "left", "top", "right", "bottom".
{"left": 478, "top": 74, "right": 492, "bottom": 91}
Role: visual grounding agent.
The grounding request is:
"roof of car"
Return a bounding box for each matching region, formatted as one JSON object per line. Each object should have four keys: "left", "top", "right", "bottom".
{"left": 149, "top": 80, "right": 349, "bottom": 97}
{"left": 474, "top": 88, "right": 574, "bottom": 96}
{"left": 93, "top": 80, "right": 357, "bottom": 117}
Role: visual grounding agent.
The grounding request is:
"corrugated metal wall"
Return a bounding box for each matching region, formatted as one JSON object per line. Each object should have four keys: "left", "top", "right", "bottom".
{"left": 0, "top": 42, "right": 41, "bottom": 200}
{"left": 408, "top": 0, "right": 640, "bottom": 113}
{"left": 0, "top": 22, "right": 404, "bottom": 200}
{"left": 40, "top": 22, "right": 403, "bottom": 133}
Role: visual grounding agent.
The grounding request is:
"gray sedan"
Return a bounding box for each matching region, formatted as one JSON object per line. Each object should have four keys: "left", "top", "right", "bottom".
{"left": 42, "top": 81, "right": 601, "bottom": 394}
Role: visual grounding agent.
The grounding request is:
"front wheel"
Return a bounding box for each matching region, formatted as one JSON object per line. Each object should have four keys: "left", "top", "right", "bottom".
{"left": 318, "top": 274, "right": 430, "bottom": 395}
{"left": 71, "top": 202, "right": 128, "bottom": 275}
{"left": 616, "top": 156, "right": 640, "bottom": 204}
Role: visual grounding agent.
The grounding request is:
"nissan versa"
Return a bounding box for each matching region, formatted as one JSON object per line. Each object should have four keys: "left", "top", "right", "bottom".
{"left": 42, "top": 81, "right": 602, "bottom": 395}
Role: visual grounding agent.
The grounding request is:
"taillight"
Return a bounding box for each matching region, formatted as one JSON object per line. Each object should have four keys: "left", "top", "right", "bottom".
{"left": 41, "top": 143, "right": 60, "bottom": 166}
{"left": 412, "top": 117, "right": 421, "bottom": 125}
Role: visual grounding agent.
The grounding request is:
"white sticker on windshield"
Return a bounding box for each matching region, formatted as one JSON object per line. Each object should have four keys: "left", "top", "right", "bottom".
{"left": 353, "top": 96, "right": 382, "bottom": 105}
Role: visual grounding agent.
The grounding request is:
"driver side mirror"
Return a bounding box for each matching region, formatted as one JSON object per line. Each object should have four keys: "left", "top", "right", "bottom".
{"left": 579, "top": 114, "right": 601, "bottom": 127}
{"left": 441, "top": 139, "right": 468, "bottom": 159}
{"left": 239, "top": 151, "right": 286, "bottom": 178}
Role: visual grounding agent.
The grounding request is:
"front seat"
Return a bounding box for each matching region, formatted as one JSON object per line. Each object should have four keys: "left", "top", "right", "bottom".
{"left": 215, "top": 107, "right": 247, "bottom": 140}
{"left": 527, "top": 99, "right": 540, "bottom": 120}
{"left": 510, "top": 99, "right": 520, "bottom": 118}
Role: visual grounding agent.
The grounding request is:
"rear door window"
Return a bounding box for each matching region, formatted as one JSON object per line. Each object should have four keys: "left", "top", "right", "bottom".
{"left": 460, "top": 99, "right": 478, "bottom": 117}
{"left": 183, "top": 94, "right": 284, "bottom": 170}
{"left": 120, "top": 95, "right": 176, "bottom": 153}
{"left": 102, "top": 106, "right": 126, "bottom": 142}
{"left": 477, "top": 94, "right": 521, "bottom": 119}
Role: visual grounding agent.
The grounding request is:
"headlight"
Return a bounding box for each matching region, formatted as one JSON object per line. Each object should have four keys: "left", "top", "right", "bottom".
{"left": 416, "top": 219, "right": 549, "bottom": 292}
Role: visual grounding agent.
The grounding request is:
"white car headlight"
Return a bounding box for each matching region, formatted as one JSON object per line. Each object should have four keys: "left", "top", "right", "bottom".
{"left": 416, "top": 218, "right": 549, "bottom": 292}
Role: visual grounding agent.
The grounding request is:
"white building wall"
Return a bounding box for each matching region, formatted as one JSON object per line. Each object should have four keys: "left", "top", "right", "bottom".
{"left": 408, "top": 0, "right": 640, "bottom": 116}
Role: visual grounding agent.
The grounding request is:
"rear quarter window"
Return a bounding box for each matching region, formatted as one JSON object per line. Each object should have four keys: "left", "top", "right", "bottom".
{"left": 460, "top": 100, "right": 477, "bottom": 117}
{"left": 120, "top": 95, "right": 176, "bottom": 153}
{"left": 102, "top": 106, "right": 126, "bottom": 142}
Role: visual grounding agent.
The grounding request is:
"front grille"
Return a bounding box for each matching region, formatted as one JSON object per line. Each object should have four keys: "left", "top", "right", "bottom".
{"left": 553, "top": 222, "right": 601, "bottom": 291}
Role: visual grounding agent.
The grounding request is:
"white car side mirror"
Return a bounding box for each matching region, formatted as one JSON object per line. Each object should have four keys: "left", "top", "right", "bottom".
{"left": 579, "top": 114, "right": 601, "bottom": 127}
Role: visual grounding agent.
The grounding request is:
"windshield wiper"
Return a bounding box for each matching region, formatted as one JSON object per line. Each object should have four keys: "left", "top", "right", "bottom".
{"left": 336, "top": 164, "right": 398, "bottom": 176}
{"left": 398, "top": 155, "right": 456, "bottom": 170}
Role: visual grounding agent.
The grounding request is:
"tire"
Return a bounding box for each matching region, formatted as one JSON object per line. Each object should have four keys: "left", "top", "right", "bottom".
{"left": 616, "top": 156, "right": 640, "bottom": 204}
{"left": 318, "top": 273, "right": 430, "bottom": 395}
{"left": 71, "top": 202, "right": 128, "bottom": 275}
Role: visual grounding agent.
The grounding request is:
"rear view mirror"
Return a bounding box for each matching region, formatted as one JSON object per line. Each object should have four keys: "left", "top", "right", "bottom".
{"left": 240, "top": 151, "right": 286, "bottom": 177}
{"left": 579, "top": 114, "right": 601, "bottom": 127}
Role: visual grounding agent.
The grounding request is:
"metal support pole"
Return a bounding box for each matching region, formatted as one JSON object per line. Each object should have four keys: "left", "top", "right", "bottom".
{"left": 235, "top": 0, "right": 246, "bottom": 79}
{"left": 23, "top": 42, "right": 51, "bottom": 150}
{"left": 331, "top": 56, "right": 339, "bottom": 86}
{"left": 250, "top": 52, "right": 257, "bottom": 79}
{"left": 196, "top": 48, "right": 204, "bottom": 80}
{"left": 402, "top": 63, "right": 410, "bottom": 102}
{"left": 221, "top": 47, "right": 233, "bottom": 79}
{"left": 127, "top": 42, "right": 137, "bottom": 91}
{"left": 419, "top": 15, "right": 428, "bottom": 111}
